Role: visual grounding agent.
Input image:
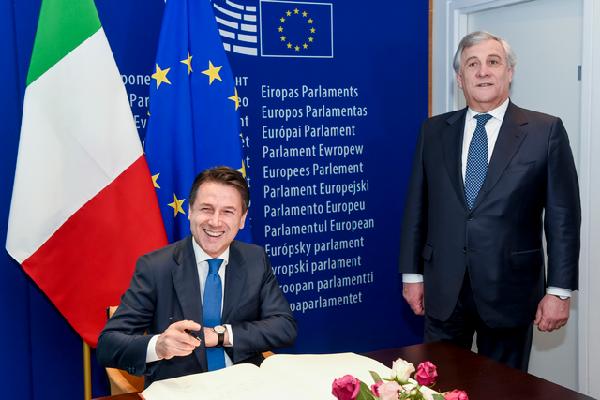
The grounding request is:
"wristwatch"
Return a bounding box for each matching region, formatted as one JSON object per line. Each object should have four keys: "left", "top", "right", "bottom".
{"left": 213, "top": 325, "right": 226, "bottom": 347}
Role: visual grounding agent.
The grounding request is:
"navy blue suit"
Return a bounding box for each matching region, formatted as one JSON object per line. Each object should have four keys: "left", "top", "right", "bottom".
{"left": 399, "top": 101, "right": 580, "bottom": 329}
{"left": 97, "top": 237, "right": 296, "bottom": 386}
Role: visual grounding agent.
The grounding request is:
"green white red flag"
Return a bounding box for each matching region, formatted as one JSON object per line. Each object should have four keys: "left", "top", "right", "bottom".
{"left": 6, "top": 0, "right": 167, "bottom": 346}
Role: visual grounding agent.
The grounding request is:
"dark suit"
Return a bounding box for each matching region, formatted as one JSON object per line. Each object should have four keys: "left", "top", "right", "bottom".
{"left": 97, "top": 237, "right": 296, "bottom": 386}
{"left": 399, "top": 102, "right": 580, "bottom": 362}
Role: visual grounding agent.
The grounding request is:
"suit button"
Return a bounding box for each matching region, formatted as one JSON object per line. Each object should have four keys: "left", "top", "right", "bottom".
{"left": 463, "top": 247, "right": 467, "bottom": 254}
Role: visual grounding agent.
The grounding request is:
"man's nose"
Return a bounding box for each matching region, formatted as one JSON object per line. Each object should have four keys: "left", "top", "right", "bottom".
{"left": 476, "top": 64, "right": 490, "bottom": 77}
{"left": 209, "top": 211, "right": 220, "bottom": 226}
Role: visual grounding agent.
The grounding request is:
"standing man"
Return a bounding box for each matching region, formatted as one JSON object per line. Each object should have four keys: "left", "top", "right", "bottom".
{"left": 399, "top": 31, "right": 580, "bottom": 371}
{"left": 98, "top": 166, "right": 297, "bottom": 386}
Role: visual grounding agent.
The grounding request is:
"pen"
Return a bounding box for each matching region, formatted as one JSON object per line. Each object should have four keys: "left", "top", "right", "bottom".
{"left": 169, "top": 317, "right": 201, "bottom": 341}
{"left": 185, "top": 329, "right": 201, "bottom": 341}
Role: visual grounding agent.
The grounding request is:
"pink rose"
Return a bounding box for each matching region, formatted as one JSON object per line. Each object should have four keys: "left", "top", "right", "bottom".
{"left": 444, "top": 389, "right": 469, "bottom": 400}
{"left": 332, "top": 375, "right": 360, "bottom": 400}
{"left": 370, "top": 381, "right": 383, "bottom": 397}
{"left": 378, "top": 381, "right": 403, "bottom": 400}
{"left": 415, "top": 361, "right": 438, "bottom": 386}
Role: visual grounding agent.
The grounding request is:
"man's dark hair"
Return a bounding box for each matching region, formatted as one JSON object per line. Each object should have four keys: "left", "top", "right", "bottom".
{"left": 188, "top": 166, "right": 249, "bottom": 212}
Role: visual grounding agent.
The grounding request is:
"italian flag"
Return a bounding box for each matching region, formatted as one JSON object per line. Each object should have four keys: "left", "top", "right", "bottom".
{"left": 6, "top": 0, "right": 167, "bottom": 346}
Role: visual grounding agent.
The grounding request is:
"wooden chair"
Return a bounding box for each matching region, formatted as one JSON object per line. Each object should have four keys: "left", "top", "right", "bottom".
{"left": 105, "top": 306, "right": 145, "bottom": 395}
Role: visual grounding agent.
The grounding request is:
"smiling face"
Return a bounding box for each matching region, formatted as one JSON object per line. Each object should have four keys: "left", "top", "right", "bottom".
{"left": 456, "top": 38, "right": 513, "bottom": 112}
{"left": 188, "top": 181, "right": 247, "bottom": 258}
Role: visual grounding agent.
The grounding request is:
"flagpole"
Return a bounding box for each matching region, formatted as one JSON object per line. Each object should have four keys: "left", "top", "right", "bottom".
{"left": 83, "top": 341, "right": 92, "bottom": 400}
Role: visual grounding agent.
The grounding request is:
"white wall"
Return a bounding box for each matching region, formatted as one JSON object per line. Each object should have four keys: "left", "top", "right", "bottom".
{"left": 468, "top": 1, "right": 582, "bottom": 390}
{"left": 577, "top": 1, "right": 600, "bottom": 396}
{"left": 431, "top": 0, "right": 600, "bottom": 396}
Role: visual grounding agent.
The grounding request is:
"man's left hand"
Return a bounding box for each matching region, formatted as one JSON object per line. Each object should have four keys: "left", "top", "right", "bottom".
{"left": 534, "top": 294, "right": 570, "bottom": 332}
{"left": 203, "top": 327, "right": 230, "bottom": 347}
{"left": 203, "top": 327, "right": 217, "bottom": 348}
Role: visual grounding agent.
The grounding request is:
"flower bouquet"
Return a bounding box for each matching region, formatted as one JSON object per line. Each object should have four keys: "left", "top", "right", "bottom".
{"left": 332, "top": 358, "right": 468, "bottom": 400}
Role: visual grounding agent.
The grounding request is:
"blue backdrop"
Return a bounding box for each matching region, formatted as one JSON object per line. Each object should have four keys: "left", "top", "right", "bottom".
{"left": 0, "top": 0, "right": 427, "bottom": 398}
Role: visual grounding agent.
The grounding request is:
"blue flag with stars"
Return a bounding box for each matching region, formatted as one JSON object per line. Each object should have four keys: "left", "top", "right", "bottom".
{"left": 260, "top": 0, "right": 333, "bottom": 58}
{"left": 145, "top": 0, "right": 249, "bottom": 243}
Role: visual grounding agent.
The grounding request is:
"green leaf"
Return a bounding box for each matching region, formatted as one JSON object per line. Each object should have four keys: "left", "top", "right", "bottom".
{"left": 356, "top": 381, "right": 376, "bottom": 400}
{"left": 432, "top": 393, "right": 446, "bottom": 400}
{"left": 369, "top": 370, "right": 383, "bottom": 383}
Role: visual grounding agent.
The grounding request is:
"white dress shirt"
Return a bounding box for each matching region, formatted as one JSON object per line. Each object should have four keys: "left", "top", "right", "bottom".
{"left": 460, "top": 98, "right": 508, "bottom": 180}
{"left": 145, "top": 240, "right": 234, "bottom": 365}
{"left": 403, "top": 98, "right": 570, "bottom": 299}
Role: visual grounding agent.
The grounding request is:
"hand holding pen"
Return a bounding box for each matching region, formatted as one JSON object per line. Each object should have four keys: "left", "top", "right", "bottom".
{"left": 156, "top": 319, "right": 202, "bottom": 360}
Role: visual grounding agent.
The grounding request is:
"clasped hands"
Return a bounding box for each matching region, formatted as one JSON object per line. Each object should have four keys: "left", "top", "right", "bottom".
{"left": 155, "top": 320, "right": 221, "bottom": 360}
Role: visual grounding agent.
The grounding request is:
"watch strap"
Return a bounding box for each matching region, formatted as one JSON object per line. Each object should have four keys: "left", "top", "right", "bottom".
{"left": 214, "top": 326, "right": 225, "bottom": 347}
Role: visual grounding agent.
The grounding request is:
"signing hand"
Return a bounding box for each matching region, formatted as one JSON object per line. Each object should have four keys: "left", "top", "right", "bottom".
{"left": 534, "top": 294, "right": 570, "bottom": 332}
{"left": 156, "top": 320, "right": 202, "bottom": 360}
{"left": 403, "top": 282, "right": 425, "bottom": 316}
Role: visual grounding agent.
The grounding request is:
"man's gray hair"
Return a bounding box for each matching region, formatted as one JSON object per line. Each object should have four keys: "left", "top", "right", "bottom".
{"left": 452, "top": 31, "right": 517, "bottom": 73}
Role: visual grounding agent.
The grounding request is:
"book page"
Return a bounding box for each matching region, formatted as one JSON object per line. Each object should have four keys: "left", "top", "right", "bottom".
{"left": 143, "top": 352, "right": 393, "bottom": 400}
{"left": 143, "top": 363, "right": 284, "bottom": 400}
{"left": 260, "top": 352, "right": 393, "bottom": 399}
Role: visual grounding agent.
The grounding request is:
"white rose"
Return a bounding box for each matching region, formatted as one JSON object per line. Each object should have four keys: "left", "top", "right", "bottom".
{"left": 391, "top": 358, "right": 415, "bottom": 382}
{"left": 419, "top": 384, "right": 437, "bottom": 400}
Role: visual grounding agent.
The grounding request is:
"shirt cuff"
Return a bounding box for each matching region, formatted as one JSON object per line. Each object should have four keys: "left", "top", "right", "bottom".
{"left": 146, "top": 334, "right": 160, "bottom": 363}
{"left": 224, "top": 324, "right": 233, "bottom": 347}
{"left": 402, "top": 273, "right": 424, "bottom": 283}
{"left": 547, "top": 287, "right": 572, "bottom": 298}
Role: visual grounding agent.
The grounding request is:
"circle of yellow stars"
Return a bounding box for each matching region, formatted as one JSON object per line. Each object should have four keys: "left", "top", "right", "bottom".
{"left": 149, "top": 54, "right": 246, "bottom": 218}
{"left": 277, "top": 8, "right": 315, "bottom": 52}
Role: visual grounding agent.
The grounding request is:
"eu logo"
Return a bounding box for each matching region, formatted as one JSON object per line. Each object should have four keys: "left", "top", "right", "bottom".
{"left": 260, "top": 0, "right": 333, "bottom": 58}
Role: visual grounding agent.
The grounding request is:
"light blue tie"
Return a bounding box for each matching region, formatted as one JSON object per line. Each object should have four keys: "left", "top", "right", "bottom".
{"left": 203, "top": 258, "right": 225, "bottom": 371}
{"left": 464, "top": 113, "right": 492, "bottom": 209}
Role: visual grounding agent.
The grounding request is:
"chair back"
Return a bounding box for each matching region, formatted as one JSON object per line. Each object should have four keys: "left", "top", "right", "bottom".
{"left": 105, "top": 306, "right": 145, "bottom": 394}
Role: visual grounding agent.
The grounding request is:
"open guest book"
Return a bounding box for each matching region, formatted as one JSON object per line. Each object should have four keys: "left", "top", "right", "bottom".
{"left": 143, "top": 352, "right": 394, "bottom": 399}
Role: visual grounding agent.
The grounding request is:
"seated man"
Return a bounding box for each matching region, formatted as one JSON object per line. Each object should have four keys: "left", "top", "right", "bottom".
{"left": 97, "top": 166, "right": 297, "bottom": 386}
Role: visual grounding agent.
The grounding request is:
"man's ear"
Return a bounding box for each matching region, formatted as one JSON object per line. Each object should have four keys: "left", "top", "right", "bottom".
{"left": 239, "top": 211, "right": 248, "bottom": 229}
{"left": 456, "top": 72, "right": 464, "bottom": 89}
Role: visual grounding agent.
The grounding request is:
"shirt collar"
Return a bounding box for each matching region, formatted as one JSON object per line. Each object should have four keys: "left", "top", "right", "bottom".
{"left": 466, "top": 97, "right": 510, "bottom": 123}
{"left": 191, "top": 237, "right": 230, "bottom": 266}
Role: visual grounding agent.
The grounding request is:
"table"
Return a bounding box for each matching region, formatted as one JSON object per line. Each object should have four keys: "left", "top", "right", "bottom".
{"left": 365, "top": 342, "right": 594, "bottom": 400}
{"left": 93, "top": 342, "right": 595, "bottom": 400}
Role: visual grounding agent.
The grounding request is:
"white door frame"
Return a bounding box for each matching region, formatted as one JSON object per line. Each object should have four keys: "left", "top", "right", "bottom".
{"left": 577, "top": 0, "right": 600, "bottom": 395}
{"left": 431, "top": 0, "right": 599, "bottom": 395}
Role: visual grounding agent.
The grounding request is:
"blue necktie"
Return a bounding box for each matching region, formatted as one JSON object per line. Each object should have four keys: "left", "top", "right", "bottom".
{"left": 464, "top": 113, "right": 492, "bottom": 209}
{"left": 203, "top": 258, "right": 225, "bottom": 371}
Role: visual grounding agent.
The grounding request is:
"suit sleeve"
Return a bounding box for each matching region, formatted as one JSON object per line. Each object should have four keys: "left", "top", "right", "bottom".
{"left": 96, "top": 256, "right": 157, "bottom": 376}
{"left": 544, "top": 117, "right": 581, "bottom": 290}
{"left": 399, "top": 122, "right": 429, "bottom": 274}
{"left": 230, "top": 251, "right": 297, "bottom": 360}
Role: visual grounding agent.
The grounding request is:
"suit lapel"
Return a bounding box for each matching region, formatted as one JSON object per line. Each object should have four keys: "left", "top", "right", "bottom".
{"left": 442, "top": 108, "right": 468, "bottom": 209}
{"left": 222, "top": 241, "right": 247, "bottom": 323}
{"left": 472, "top": 101, "right": 528, "bottom": 210}
{"left": 171, "top": 237, "right": 207, "bottom": 370}
{"left": 172, "top": 237, "right": 203, "bottom": 322}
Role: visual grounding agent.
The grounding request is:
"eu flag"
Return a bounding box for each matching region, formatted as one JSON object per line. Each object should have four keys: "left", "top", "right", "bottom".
{"left": 260, "top": 0, "right": 333, "bottom": 58}
{"left": 145, "top": 0, "right": 248, "bottom": 243}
